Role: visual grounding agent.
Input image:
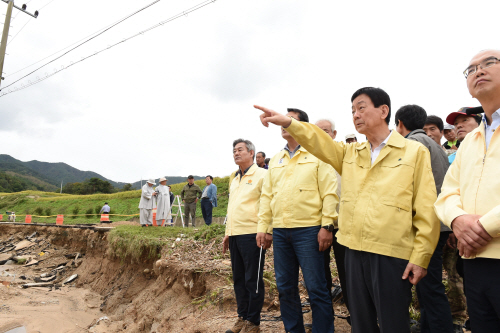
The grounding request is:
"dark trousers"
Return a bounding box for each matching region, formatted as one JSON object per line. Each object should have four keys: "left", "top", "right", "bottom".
{"left": 274, "top": 226, "right": 334, "bottom": 333}
{"left": 184, "top": 201, "right": 197, "bottom": 227}
{"left": 324, "top": 229, "right": 349, "bottom": 311}
{"left": 201, "top": 198, "right": 213, "bottom": 225}
{"left": 463, "top": 258, "right": 500, "bottom": 332}
{"left": 229, "top": 234, "right": 265, "bottom": 325}
{"left": 346, "top": 249, "right": 412, "bottom": 333}
{"left": 416, "top": 231, "right": 454, "bottom": 333}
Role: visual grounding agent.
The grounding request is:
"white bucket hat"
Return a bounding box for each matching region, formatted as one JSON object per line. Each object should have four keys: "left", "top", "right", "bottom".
{"left": 146, "top": 179, "right": 156, "bottom": 185}
{"left": 159, "top": 177, "right": 167, "bottom": 182}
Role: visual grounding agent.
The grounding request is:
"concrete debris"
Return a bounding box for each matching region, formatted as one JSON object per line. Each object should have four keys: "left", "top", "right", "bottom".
{"left": 63, "top": 274, "right": 78, "bottom": 285}
{"left": 14, "top": 240, "right": 35, "bottom": 251}
{"left": 22, "top": 282, "right": 54, "bottom": 288}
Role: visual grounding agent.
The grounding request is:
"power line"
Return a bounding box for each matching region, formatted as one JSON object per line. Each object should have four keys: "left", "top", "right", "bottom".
{"left": 7, "top": 16, "right": 30, "bottom": 45}
{"left": 0, "top": 0, "right": 217, "bottom": 97}
{"left": 1, "top": 0, "right": 161, "bottom": 89}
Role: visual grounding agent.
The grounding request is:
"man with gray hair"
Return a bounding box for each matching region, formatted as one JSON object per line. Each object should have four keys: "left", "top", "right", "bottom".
{"left": 315, "top": 119, "right": 337, "bottom": 139}
{"left": 223, "top": 138, "right": 268, "bottom": 333}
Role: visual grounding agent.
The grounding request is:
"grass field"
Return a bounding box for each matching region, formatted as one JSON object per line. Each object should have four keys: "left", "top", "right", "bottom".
{"left": 0, "top": 177, "right": 229, "bottom": 224}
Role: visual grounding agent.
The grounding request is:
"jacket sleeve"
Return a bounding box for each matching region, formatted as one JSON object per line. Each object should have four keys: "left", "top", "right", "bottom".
{"left": 410, "top": 146, "right": 440, "bottom": 268}
{"left": 211, "top": 185, "right": 218, "bottom": 207}
{"left": 197, "top": 186, "right": 202, "bottom": 198}
{"left": 286, "top": 118, "right": 347, "bottom": 175}
{"left": 180, "top": 187, "right": 185, "bottom": 201}
{"left": 257, "top": 163, "right": 274, "bottom": 234}
{"left": 434, "top": 144, "right": 467, "bottom": 227}
{"left": 142, "top": 188, "right": 152, "bottom": 200}
{"left": 317, "top": 161, "right": 339, "bottom": 227}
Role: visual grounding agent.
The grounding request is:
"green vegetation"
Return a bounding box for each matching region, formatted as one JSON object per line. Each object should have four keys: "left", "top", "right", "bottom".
{"left": 62, "top": 177, "right": 115, "bottom": 195}
{"left": 108, "top": 224, "right": 226, "bottom": 262}
{"left": 0, "top": 171, "right": 55, "bottom": 192}
{"left": 0, "top": 177, "right": 229, "bottom": 224}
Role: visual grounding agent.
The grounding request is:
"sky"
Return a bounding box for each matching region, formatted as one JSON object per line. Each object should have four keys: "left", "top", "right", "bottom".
{"left": 0, "top": 0, "right": 497, "bottom": 184}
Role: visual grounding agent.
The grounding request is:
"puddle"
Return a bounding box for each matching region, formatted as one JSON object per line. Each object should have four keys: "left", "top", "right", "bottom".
{"left": 4, "top": 328, "right": 27, "bottom": 333}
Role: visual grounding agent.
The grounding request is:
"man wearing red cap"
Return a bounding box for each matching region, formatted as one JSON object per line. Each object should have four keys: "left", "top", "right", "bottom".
{"left": 435, "top": 49, "right": 500, "bottom": 332}
{"left": 445, "top": 108, "right": 481, "bottom": 164}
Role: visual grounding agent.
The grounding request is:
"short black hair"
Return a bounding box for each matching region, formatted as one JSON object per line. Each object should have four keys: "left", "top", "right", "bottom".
{"left": 104, "top": 202, "right": 108, "bottom": 205}
{"left": 264, "top": 158, "right": 270, "bottom": 164}
{"left": 287, "top": 108, "right": 309, "bottom": 123}
{"left": 394, "top": 105, "right": 427, "bottom": 131}
{"left": 168, "top": 185, "right": 171, "bottom": 188}
{"left": 425, "top": 115, "right": 444, "bottom": 132}
{"left": 257, "top": 151, "right": 266, "bottom": 158}
{"left": 206, "top": 175, "right": 213, "bottom": 180}
{"left": 187, "top": 175, "right": 194, "bottom": 179}
{"left": 351, "top": 87, "right": 391, "bottom": 125}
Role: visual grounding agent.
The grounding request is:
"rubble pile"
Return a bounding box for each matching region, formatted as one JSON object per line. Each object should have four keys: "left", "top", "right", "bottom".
{"left": 0, "top": 231, "right": 80, "bottom": 289}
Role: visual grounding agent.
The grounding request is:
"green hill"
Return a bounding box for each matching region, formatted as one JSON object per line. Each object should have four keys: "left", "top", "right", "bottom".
{"left": 0, "top": 171, "right": 57, "bottom": 192}
{"left": 0, "top": 177, "right": 229, "bottom": 224}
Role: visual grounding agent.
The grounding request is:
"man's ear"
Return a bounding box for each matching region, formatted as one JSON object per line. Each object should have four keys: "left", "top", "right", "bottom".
{"left": 380, "top": 104, "right": 390, "bottom": 122}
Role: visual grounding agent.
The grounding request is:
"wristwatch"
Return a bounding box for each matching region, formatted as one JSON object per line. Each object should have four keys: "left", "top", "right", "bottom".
{"left": 322, "top": 224, "right": 334, "bottom": 232}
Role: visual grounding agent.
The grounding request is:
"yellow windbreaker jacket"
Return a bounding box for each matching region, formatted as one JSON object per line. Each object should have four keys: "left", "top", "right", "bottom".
{"left": 435, "top": 123, "right": 500, "bottom": 259}
{"left": 225, "top": 164, "right": 268, "bottom": 236}
{"left": 286, "top": 119, "right": 440, "bottom": 268}
{"left": 257, "top": 146, "right": 339, "bottom": 233}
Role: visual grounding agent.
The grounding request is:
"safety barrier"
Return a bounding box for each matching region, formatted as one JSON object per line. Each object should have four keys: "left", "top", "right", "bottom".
{"left": 25, "top": 215, "right": 32, "bottom": 224}
{"left": 100, "top": 214, "right": 110, "bottom": 223}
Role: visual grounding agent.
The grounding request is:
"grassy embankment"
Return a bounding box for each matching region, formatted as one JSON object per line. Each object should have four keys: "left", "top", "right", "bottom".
{"left": 0, "top": 177, "right": 229, "bottom": 224}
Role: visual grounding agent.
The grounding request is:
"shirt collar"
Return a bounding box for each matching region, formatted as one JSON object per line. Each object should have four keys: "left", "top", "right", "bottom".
{"left": 370, "top": 130, "right": 392, "bottom": 151}
{"left": 483, "top": 108, "right": 500, "bottom": 126}
{"left": 235, "top": 163, "right": 254, "bottom": 178}
{"left": 284, "top": 143, "right": 301, "bottom": 154}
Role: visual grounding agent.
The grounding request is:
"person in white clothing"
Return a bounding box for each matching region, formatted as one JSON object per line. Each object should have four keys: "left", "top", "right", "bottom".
{"left": 156, "top": 177, "right": 172, "bottom": 227}
{"left": 138, "top": 179, "right": 157, "bottom": 227}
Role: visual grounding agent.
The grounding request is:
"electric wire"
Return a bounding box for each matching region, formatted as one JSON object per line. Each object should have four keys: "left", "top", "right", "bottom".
{"left": 1, "top": 0, "right": 161, "bottom": 90}
{"left": 7, "top": 16, "right": 30, "bottom": 45}
{"left": 0, "top": 0, "right": 216, "bottom": 97}
{"left": 7, "top": 1, "right": 162, "bottom": 78}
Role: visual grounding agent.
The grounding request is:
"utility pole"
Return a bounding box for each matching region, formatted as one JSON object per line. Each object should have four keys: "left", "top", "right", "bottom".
{"left": 0, "top": 0, "right": 38, "bottom": 87}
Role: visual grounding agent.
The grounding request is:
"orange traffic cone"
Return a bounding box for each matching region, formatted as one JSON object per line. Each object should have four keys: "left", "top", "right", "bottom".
{"left": 56, "top": 215, "right": 64, "bottom": 225}
{"left": 100, "top": 214, "right": 110, "bottom": 223}
{"left": 152, "top": 209, "right": 157, "bottom": 227}
{"left": 25, "top": 215, "right": 32, "bottom": 224}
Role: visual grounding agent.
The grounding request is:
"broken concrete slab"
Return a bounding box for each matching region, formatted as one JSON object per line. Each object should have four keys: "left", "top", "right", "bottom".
{"left": 14, "top": 240, "right": 35, "bottom": 251}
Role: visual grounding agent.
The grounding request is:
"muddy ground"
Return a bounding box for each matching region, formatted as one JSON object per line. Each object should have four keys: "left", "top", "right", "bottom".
{"left": 0, "top": 223, "right": 351, "bottom": 333}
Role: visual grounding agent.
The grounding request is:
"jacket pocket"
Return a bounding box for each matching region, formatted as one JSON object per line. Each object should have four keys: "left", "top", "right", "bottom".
{"left": 369, "top": 197, "right": 412, "bottom": 245}
{"left": 293, "top": 184, "right": 321, "bottom": 221}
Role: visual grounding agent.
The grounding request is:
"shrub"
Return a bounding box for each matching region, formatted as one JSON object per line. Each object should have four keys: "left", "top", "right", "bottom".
{"left": 72, "top": 206, "right": 80, "bottom": 219}
{"left": 85, "top": 208, "right": 94, "bottom": 218}
{"left": 34, "top": 207, "right": 44, "bottom": 216}
{"left": 45, "top": 207, "right": 52, "bottom": 216}
{"left": 95, "top": 205, "right": 101, "bottom": 215}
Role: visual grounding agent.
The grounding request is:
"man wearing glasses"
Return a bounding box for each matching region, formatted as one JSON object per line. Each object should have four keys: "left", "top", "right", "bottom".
{"left": 435, "top": 50, "right": 500, "bottom": 332}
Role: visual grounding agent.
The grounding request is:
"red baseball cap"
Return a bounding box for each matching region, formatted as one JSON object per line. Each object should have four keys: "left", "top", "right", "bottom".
{"left": 446, "top": 107, "right": 483, "bottom": 125}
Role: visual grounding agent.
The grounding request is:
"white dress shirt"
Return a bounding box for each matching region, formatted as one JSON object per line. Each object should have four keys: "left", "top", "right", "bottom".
{"left": 483, "top": 109, "right": 500, "bottom": 150}
{"left": 370, "top": 131, "right": 392, "bottom": 165}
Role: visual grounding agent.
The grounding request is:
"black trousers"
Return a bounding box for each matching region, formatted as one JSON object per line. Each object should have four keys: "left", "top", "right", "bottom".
{"left": 346, "top": 249, "right": 413, "bottom": 333}
{"left": 201, "top": 198, "right": 213, "bottom": 225}
{"left": 229, "top": 234, "right": 266, "bottom": 325}
{"left": 324, "top": 229, "right": 349, "bottom": 311}
{"left": 463, "top": 258, "right": 500, "bottom": 332}
{"left": 416, "top": 231, "right": 454, "bottom": 333}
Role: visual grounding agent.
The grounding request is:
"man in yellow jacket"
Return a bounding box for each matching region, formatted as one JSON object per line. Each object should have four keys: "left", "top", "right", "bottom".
{"left": 435, "top": 49, "right": 500, "bottom": 332}
{"left": 223, "top": 139, "right": 268, "bottom": 333}
{"left": 254, "top": 87, "right": 440, "bottom": 333}
{"left": 256, "top": 108, "right": 338, "bottom": 333}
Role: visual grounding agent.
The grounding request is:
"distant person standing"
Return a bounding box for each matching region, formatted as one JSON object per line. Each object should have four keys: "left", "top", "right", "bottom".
{"left": 442, "top": 124, "right": 460, "bottom": 150}
{"left": 181, "top": 176, "right": 202, "bottom": 227}
{"left": 201, "top": 175, "right": 218, "bottom": 226}
{"left": 99, "top": 202, "right": 111, "bottom": 214}
{"left": 138, "top": 179, "right": 157, "bottom": 227}
{"left": 156, "top": 177, "right": 171, "bottom": 227}
{"left": 345, "top": 133, "right": 357, "bottom": 143}
{"left": 256, "top": 151, "right": 268, "bottom": 169}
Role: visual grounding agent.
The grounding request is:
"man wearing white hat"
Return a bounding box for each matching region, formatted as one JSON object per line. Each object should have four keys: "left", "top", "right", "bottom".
{"left": 138, "top": 179, "right": 157, "bottom": 226}
{"left": 156, "top": 177, "right": 172, "bottom": 226}
{"left": 345, "top": 133, "right": 357, "bottom": 144}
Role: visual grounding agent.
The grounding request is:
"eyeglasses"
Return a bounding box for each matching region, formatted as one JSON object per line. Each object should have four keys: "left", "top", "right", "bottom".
{"left": 463, "top": 57, "right": 500, "bottom": 78}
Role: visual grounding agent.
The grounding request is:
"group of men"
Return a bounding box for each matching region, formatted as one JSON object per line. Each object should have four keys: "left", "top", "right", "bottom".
{"left": 222, "top": 49, "right": 500, "bottom": 333}
{"left": 138, "top": 175, "right": 218, "bottom": 227}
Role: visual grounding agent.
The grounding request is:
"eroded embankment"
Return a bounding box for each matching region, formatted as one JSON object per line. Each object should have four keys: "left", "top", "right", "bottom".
{"left": 0, "top": 224, "right": 290, "bottom": 333}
